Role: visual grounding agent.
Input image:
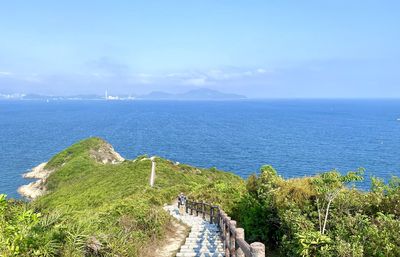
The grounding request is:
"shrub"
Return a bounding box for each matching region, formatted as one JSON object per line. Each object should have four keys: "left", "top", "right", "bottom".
{"left": 0, "top": 194, "right": 61, "bottom": 256}
{"left": 233, "top": 166, "right": 400, "bottom": 256}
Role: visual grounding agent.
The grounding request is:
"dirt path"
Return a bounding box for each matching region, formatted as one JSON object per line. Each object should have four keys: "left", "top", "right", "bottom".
{"left": 154, "top": 217, "right": 189, "bottom": 257}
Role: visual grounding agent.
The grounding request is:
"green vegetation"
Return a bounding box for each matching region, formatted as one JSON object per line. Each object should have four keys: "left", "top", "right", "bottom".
{"left": 2, "top": 137, "right": 400, "bottom": 256}
{"left": 1, "top": 138, "right": 244, "bottom": 256}
{"left": 0, "top": 195, "right": 62, "bottom": 256}
{"left": 233, "top": 165, "right": 400, "bottom": 256}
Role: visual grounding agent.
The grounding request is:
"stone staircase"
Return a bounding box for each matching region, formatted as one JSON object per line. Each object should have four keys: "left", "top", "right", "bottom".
{"left": 164, "top": 205, "right": 225, "bottom": 257}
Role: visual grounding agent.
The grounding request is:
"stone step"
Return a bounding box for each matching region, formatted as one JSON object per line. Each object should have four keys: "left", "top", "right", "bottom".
{"left": 179, "top": 248, "right": 224, "bottom": 252}
{"left": 190, "top": 230, "right": 220, "bottom": 234}
{"left": 189, "top": 231, "right": 220, "bottom": 234}
{"left": 180, "top": 246, "right": 223, "bottom": 249}
{"left": 164, "top": 205, "right": 225, "bottom": 257}
{"left": 180, "top": 243, "right": 224, "bottom": 248}
{"left": 183, "top": 240, "right": 223, "bottom": 244}
{"left": 187, "top": 234, "right": 221, "bottom": 238}
{"left": 182, "top": 240, "right": 223, "bottom": 244}
{"left": 176, "top": 253, "right": 225, "bottom": 257}
{"left": 185, "top": 239, "right": 222, "bottom": 243}
{"left": 177, "top": 252, "right": 225, "bottom": 256}
{"left": 188, "top": 234, "right": 220, "bottom": 238}
{"left": 182, "top": 244, "right": 223, "bottom": 249}
{"left": 190, "top": 230, "right": 220, "bottom": 233}
{"left": 191, "top": 227, "right": 219, "bottom": 229}
{"left": 181, "top": 245, "right": 223, "bottom": 249}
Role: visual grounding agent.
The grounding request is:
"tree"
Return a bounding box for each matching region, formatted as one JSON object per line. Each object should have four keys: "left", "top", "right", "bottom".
{"left": 312, "top": 169, "right": 364, "bottom": 234}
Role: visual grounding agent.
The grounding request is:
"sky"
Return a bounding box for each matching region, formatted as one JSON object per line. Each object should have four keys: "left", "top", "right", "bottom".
{"left": 0, "top": 1, "right": 399, "bottom": 98}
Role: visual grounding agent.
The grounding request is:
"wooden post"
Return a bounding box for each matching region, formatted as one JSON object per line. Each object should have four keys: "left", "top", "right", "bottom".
{"left": 219, "top": 210, "right": 223, "bottom": 229}
{"left": 229, "top": 220, "right": 237, "bottom": 256}
{"left": 250, "top": 242, "right": 265, "bottom": 257}
{"left": 220, "top": 212, "right": 227, "bottom": 256}
{"left": 225, "top": 216, "right": 231, "bottom": 257}
{"left": 202, "top": 202, "right": 206, "bottom": 219}
{"left": 221, "top": 211, "right": 226, "bottom": 232}
{"left": 149, "top": 157, "right": 156, "bottom": 187}
{"left": 216, "top": 207, "right": 219, "bottom": 223}
{"left": 210, "top": 206, "right": 214, "bottom": 224}
{"left": 196, "top": 202, "right": 199, "bottom": 216}
{"left": 235, "top": 228, "right": 245, "bottom": 257}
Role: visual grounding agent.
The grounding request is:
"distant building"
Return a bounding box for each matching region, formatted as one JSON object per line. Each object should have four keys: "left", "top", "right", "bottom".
{"left": 105, "top": 90, "right": 118, "bottom": 100}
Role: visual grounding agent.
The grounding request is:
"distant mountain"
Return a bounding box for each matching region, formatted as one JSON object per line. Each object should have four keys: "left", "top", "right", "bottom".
{"left": 0, "top": 94, "right": 135, "bottom": 101}
{"left": 0, "top": 89, "right": 246, "bottom": 101}
{"left": 179, "top": 88, "right": 246, "bottom": 100}
{"left": 21, "top": 94, "right": 104, "bottom": 100}
{"left": 138, "top": 88, "right": 246, "bottom": 100}
{"left": 138, "top": 91, "right": 174, "bottom": 100}
{"left": 0, "top": 93, "right": 26, "bottom": 100}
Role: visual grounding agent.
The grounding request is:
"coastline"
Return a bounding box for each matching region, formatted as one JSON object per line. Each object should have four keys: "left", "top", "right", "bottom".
{"left": 18, "top": 162, "right": 53, "bottom": 200}
{"left": 18, "top": 141, "right": 125, "bottom": 200}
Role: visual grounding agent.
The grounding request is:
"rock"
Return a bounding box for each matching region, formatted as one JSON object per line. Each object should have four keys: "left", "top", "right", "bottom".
{"left": 22, "top": 162, "right": 51, "bottom": 179}
{"left": 89, "top": 142, "right": 125, "bottom": 164}
{"left": 18, "top": 180, "right": 47, "bottom": 199}
{"left": 86, "top": 236, "right": 103, "bottom": 255}
{"left": 18, "top": 162, "right": 53, "bottom": 200}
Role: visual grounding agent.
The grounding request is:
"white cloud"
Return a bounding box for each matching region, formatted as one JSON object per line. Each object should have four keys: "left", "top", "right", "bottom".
{"left": 166, "top": 73, "right": 184, "bottom": 78}
{"left": 0, "top": 71, "right": 42, "bottom": 83}
{"left": 158, "top": 67, "right": 271, "bottom": 87}
{"left": 20, "top": 73, "right": 42, "bottom": 83}
{"left": 0, "top": 71, "right": 12, "bottom": 76}
{"left": 183, "top": 77, "right": 208, "bottom": 86}
{"left": 205, "top": 68, "right": 269, "bottom": 80}
{"left": 134, "top": 73, "right": 153, "bottom": 84}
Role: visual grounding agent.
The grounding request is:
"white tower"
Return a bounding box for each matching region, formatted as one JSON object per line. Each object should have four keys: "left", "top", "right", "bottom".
{"left": 105, "top": 90, "right": 108, "bottom": 100}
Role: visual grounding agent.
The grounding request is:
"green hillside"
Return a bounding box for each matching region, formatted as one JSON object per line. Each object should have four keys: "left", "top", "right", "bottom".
{"left": 2, "top": 137, "right": 399, "bottom": 257}
{"left": 1, "top": 138, "right": 245, "bottom": 256}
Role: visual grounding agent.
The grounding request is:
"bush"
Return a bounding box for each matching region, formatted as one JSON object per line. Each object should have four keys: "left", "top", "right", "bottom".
{"left": 233, "top": 167, "right": 400, "bottom": 256}
{"left": 0, "top": 194, "right": 61, "bottom": 256}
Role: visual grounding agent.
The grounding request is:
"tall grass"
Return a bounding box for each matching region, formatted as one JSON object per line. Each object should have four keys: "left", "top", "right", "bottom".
{"left": 2, "top": 137, "right": 245, "bottom": 256}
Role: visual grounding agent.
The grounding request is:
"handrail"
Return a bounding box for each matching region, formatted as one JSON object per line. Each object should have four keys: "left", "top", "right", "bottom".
{"left": 185, "top": 199, "right": 265, "bottom": 257}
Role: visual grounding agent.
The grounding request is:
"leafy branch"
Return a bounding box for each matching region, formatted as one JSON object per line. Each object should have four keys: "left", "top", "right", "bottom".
{"left": 313, "top": 169, "right": 364, "bottom": 234}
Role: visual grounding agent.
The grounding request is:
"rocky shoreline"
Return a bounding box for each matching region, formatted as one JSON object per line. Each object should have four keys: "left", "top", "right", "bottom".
{"left": 18, "top": 141, "right": 125, "bottom": 200}
{"left": 18, "top": 162, "right": 53, "bottom": 200}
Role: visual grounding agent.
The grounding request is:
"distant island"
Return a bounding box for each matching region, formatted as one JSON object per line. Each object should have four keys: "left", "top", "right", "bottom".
{"left": 0, "top": 88, "right": 247, "bottom": 101}
{"left": 139, "top": 88, "right": 246, "bottom": 100}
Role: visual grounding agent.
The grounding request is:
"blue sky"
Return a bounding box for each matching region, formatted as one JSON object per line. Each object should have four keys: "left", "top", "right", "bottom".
{"left": 0, "top": 1, "right": 399, "bottom": 97}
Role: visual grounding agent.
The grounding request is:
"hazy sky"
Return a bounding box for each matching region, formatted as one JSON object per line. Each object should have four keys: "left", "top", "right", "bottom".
{"left": 0, "top": 1, "right": 399, "bottom": 98}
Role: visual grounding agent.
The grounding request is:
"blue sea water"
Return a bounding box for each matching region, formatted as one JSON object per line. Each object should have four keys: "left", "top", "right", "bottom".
{"left": 1, "top": 99, "right": 400, "bottom": 198}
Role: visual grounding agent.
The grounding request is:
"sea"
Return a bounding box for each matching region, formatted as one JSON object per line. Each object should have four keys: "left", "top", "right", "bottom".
{"left": 1, "top": 99, "right": 400, "bottom": 198}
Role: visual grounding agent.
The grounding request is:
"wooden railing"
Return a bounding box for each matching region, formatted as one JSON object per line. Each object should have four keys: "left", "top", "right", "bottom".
{"left": 185, "top": 200, "right": 265, "bottom": 257}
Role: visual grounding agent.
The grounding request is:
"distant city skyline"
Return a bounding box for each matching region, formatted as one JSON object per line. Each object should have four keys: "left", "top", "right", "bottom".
{"left": 0, "top": 1, "right": 399, "bottom": 98}
{"left": 0, "top": 88, "right": 246, "bottom": 101}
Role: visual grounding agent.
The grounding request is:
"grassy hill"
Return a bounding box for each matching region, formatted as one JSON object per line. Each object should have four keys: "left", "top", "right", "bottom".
{"left": 3, "top": 137, "right": 399, "bottom": 256}
{"left": 1, "top": 137, "right": 245, "bottom": 256}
